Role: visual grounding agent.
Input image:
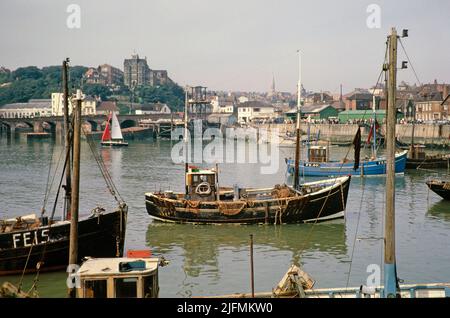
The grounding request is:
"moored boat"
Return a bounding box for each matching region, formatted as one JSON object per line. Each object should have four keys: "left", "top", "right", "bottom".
{"left": 426, "top": 178, "right": 450, "bottom": 200}
{"left": 145, "top": 166, "right": 351, "bottom": 224}
{"left": 0, "top": 207, "right": 127, "bottom": 276}
{"left": 76, "top": 254, "right": 165, "bottom": 298}
{"left": 406, "top": 145, "right": 449, "bottom": 169}
{"left": 286, "top": 146, "right": 408, "bottom": 177}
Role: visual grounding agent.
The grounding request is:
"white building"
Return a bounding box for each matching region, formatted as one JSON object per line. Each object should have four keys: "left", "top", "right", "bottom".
{"left": 0, "top": 99, "right": 52, "bottom": 118}
{"left": 51, "top": 92, "right": 97, "bottom": 116}
{"left": 210, "top": 96, "right": 235, "bottom": 113}
{"left": 134, "top": 103, "right": 171, "bottom": 115}
{"left": 238, "top": 96, "right": 249, "bottom": 104}
{"left": 237, "top": 101, "right": 275, "bottom": 123}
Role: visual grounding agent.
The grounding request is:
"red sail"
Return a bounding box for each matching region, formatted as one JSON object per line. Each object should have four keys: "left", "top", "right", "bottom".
{"left": 101, "top": 113, "right": 112, "bottom": 141}
{"left": 367, "top": 120, "right": 380, "bottom": 144}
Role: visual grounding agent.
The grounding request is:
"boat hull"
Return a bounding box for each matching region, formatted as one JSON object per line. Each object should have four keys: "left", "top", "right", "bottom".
{"left": 0, "top": 208, "right": 127, "bottom": 276}
{"left": 426, "top": 180, "right": 450, "bottom": 200}
{"left": 406, "top": 157, "right": 449, "bottom": 169}
{"left": 101, "top": 141, "right": 129, "bottom": 147}
{"left": 286, "top": 151, "right": 408, "bottom": 177}
{"left": 145, "top": 177, "right": 351, "bottom": 224}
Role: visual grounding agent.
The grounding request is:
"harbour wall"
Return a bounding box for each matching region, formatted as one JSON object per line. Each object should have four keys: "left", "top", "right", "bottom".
{"left": 258, "top": 124, "right": 450, "bottom": 146}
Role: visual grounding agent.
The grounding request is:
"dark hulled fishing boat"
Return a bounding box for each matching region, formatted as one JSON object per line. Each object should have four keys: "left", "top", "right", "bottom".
{"left": 145, "top": 167, "right": 351, "bottom": 224}
{"left": 426, "top": 178, "right": 450, "bottom": 200}
{"left": 0, "top": 207, "right": 127, "bottom": 276}
{"left": 406, "top": 145, "right": 449, "bottom": 169}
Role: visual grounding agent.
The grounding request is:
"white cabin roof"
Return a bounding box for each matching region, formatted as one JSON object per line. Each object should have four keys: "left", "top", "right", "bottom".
{"left": 78, "top": 257, "right": 159, "bottom": 278}
{"left": 309, "top": 145, "right": 327, "bottom": 150}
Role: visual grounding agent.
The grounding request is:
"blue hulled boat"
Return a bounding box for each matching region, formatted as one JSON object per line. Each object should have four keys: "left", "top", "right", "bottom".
{"left": 286, "top": 146, "right": 408, "bottom": 177}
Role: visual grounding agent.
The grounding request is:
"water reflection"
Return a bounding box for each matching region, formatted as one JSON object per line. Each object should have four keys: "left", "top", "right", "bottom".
{"left": 427, "top": 200, "right": 450, "bottom": 222}
{"left": 146, "top": 221, "right": 347, "bottom": 280}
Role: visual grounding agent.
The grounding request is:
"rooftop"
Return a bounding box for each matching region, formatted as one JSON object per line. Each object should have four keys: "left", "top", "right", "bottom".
{"left": 238, "top": 101, "right": 273, "bottom": 108}
{"left": 0, "top": 99, "right": 51, "bottom": 110}
{"left": 78, "top": 257, "right": 159, "bottom": 278}
{"left": 97, "top": 101, "right": 119, "bottom": 112}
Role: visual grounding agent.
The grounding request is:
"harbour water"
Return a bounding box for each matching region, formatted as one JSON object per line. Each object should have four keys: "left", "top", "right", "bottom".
{"left": 0, "top": 135, "right": 449, "bottom": 297}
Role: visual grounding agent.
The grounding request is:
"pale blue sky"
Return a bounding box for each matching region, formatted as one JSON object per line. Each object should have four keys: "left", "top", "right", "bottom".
{"left": 1, "top": 0, "right": 449, "bottom": 93}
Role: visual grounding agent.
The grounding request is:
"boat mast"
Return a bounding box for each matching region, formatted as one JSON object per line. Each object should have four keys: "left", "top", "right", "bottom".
{"left": 293, "top": 50, "right": 302, "bottom": 189}
{"left": 372, "top": 92, "right": 377, "bottom": 158}
{"left": 410, "top": 100, "right": 416, "bottom": 157}
{"left": 62, "top": 59, "right": 71, "bottom": 220}
{"left": 68, "top": 89, "right": 83, "bottom": 298}
{"left": 184, "top": 87, "right": 189, "bottom": 196}
{"left": 384, "top": 27, "right": 399, "bottom": 298}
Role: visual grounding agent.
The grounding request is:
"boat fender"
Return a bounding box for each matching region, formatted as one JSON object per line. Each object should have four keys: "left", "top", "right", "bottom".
{"left": 360, "top": 285, "right": 376, "bottom": 295}
{"left": 187, "top": 200, "right": 200, "bottom": 209}
{"left": 196, "top": 182, "right": 211, "bottom": 196}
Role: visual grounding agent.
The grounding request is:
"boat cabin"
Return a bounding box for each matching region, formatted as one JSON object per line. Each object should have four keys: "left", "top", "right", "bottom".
{"left": 77, "top": 257, "right": 160, "bottom": 298}
{"left": 185, "top": 166, "right": 218, "bottom": 201}
{"left": 408, "top": 144, "right": 426, "bottom": 160}
{"left": 308, "top": 146, "right": 329, "bottom": 163}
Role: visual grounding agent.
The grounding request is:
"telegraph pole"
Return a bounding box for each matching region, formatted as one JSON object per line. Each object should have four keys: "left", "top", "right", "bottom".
{"left": 62, "top": 59, "right": 72, "bottom": 220}
{"left": 293, "top": 50, "right": 302, "bottom": 189}
{"left": 68, "top": 90, "right": 83, "bottom": 298}
{"left": 384, "top": 27, "right": 399, "bottom": 298}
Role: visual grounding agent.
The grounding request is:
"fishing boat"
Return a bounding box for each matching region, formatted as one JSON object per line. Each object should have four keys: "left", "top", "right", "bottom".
{"left": 426, "top": 178, "right": 450, "bottom": 200}
{"left": 0, "top": 60, "right": 127, "bottom": 276}
{"left": 0, "top": 208, "right": 127, "bottom": 276}
{"left": 286, "top": 147, "right": 408, "bottom": 177}
{"left": 101, "top": 111, "right": 129, "bottom": 147}
{"left": 146, "top": 166, "right": 350, "bottom": 224}
{"left": 145, "top": 83, "right": 351, "bottom": 224}
{"left": 406, "top": 145, "right": 449, "bottom": 169}
{"left": 76, "top": 251, "right": 167, "bottom": 298}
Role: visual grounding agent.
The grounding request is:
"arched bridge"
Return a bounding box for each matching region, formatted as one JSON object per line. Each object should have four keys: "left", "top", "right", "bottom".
{"left": 0, "top": 113, "right": 182, "bottom": 136}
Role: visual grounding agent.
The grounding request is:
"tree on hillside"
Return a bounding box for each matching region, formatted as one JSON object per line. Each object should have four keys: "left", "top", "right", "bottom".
{"left": 137, "top": 83, "right": 184, "bottom": 111}
{"left": 11, "top": 66, "right": 43, "bottom": 80}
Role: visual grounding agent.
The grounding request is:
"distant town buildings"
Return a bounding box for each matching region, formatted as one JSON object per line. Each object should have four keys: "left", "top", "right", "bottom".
{"left": 344, "top": 89, "right": 374, "bottom": 111}
{"left": 96, "top": 101, "right": 120, "bottom": 115}
{"left": 134, "top": 102, "right": 171, "bottom": 115}
{"left": 123, "top": 54, "right": 171, "bottom": 88}
{"left": 0, "top": 99, "right": 52, "bottom": 118}
{"left": 210, "top": 96, "right": 235, "bottom": 113}
{"left": 84, "top": 64, "right": 124, "bottom": 87}
{"left": 51, "top": 92, "right": 97, "bottom": 116}
{"left": 237, "top": 101, "right": 275, "bottom": 123}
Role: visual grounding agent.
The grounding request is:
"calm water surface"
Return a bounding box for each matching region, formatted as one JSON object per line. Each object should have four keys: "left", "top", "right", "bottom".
{"left": 0, "top": 134, "right": 449, "bottom": 297}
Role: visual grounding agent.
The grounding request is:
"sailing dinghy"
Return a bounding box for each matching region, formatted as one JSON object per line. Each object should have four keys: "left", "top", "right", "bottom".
{"left": 101, "top": 111, "right": 129, "bottom": 147}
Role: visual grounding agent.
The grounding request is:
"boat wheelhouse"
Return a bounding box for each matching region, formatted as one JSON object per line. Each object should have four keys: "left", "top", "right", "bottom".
{"left": 77, "top": 257, "right": 160, "bottom": 298}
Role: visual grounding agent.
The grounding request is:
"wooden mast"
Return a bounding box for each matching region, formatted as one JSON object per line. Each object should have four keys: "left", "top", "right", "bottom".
{"left": 68, "top": 90, "right": 82, "bottom": 298}
{"left": 384, "top": 27, "right": 399, "bottom": 298}
{"left": 62, "top": 59, "right": 71, "bottom": 220}
{"left": 184, "top": 87, "right": 189, "bottom": 196}
{"left": 293, "top": 50, "right": 302, "bottom": 189}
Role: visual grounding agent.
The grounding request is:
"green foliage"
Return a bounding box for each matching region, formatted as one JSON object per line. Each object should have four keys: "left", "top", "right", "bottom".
{"left": 0, "top": 70, "right": 11, "bottom": 84}
{"left": 136, "top": 83, "right": 184, "bottom": 111}
{"left": 82, "top": 84, "right": 112, "bottom": 101}
{"left": 0, "top": 65, "right": 184, "bottom": 110}
{"left": 0, "top": 65, "right": 92, "bottom": 106}
{"left": 11, "top": 66, "right": 43, "bottom": 80}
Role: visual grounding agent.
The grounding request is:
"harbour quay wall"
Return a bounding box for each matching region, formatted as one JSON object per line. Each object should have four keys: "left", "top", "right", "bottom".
{"left": 258, "top": 123, "right": 450, "bottom": 146}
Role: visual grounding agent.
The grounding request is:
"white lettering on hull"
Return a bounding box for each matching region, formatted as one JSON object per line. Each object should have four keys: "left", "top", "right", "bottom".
{"left": 12, "top": 229, "right": 49, "bottom": 248}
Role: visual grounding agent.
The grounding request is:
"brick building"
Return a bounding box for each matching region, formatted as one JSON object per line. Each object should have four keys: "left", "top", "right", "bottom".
{"left": 123, "top": 54, "right": 170, "bottom": 88}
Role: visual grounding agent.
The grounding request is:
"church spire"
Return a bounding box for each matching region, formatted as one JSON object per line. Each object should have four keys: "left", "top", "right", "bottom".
{"left": 269, "top": 73, "right": 276, "bottom": 96}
